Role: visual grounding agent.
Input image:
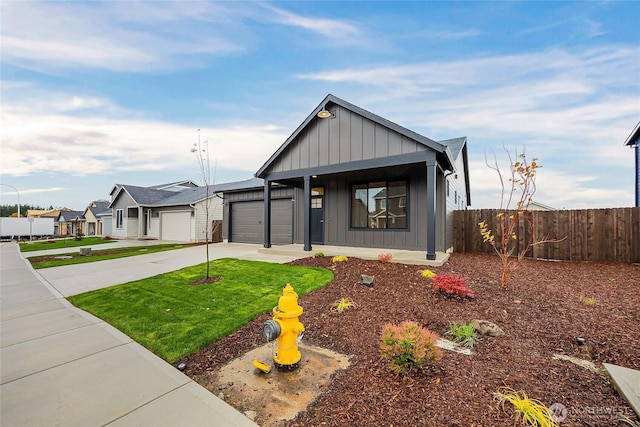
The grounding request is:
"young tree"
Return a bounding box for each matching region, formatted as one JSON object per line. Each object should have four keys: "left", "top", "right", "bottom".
{"left": 191, "top": 130, "right": 218, "bottom": 280}
{"left": 478, "top": 147, "right": 565, "bottom": 288}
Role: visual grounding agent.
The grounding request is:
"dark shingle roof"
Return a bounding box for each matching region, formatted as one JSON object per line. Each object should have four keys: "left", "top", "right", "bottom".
{"left": 87, "top": 201, "right": 109, "bottom": 216}
{"left": 59, "top": 210, "right": 85, "bottom": 221}
{"left": 438, "top": 137, "right": 466, "bottom": 162}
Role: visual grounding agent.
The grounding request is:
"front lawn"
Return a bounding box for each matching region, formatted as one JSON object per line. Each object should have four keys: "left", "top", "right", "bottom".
{"left": 19, "top": 236, "right": 116, "bottom": 252}
{"left": 68, "top": 258, "right": 333, "bottom": 363}
{"left": 28, "top": 243, "right": 201, "bottom": 269}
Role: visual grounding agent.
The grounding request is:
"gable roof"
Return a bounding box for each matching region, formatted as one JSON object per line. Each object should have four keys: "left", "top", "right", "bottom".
{"left": 110, "top": 185, "right": 176, "bottom": 207}
{"left": 152, "top": 185, "right": 221, "bottom": 206}
{"left": 108, "top": 183, "right": 222, "bottom": 208}
{"left": 256, "top": 94, "right": 457, "bottom": 177}
{"left": 438, "top": 136, "right": 471, "bottom": 206}
{"left": 148, "top": 181, "right": 199, "bottom": 191}
{"left": 58, "top": 210, "right": 85, "bottom": 222}
{"left": 84, "top": 200, "right": 109, "bottom": 217}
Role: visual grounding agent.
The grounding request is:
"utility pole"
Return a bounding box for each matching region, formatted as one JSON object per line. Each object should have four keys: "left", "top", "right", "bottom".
{"left": 0, "top": 183, "right": 20, "bottom": 217}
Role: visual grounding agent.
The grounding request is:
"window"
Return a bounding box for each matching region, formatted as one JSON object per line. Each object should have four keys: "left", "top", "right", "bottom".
{"left": 350, "top": 180, "right": 407, "bottom": 229}
{"left": 116, "top": 209, "right": 123, "bottom": 229}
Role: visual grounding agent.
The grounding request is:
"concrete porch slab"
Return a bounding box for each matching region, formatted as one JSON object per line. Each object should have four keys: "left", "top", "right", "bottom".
{"left": 258, "top": 244, "right": 450, "bottom": 267}
{"left": 603, "top": 363, "right": 640, "bottom": 418}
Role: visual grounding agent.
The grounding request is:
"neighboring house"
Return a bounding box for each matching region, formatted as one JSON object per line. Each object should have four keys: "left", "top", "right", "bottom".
{"left": 624, "top": 121, "right": 639, "bottom": 207}
{"left": 96, "top": 210, "right": 113, "bottom": 236}
{"left": 528, "top": 201, "right": 556, "bottom": 211}
{"left": 56, "top": 210, "right": 85, "bottom": 237}
{"left": 108, "top": 181, "right": 223, "bottom": 242}
{"left": 224, "top": 94, "right": 471, "bottom": 260}
{"left": 82, "top": 200, "right": 110, "bottom": 236}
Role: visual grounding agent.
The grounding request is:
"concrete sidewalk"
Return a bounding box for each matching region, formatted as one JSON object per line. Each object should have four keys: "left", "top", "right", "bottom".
{"left": 0, "top": 242, "right": 260, "bottom": 427}
{"left": 37, "top": 242, "right": 300, "bottom": 297}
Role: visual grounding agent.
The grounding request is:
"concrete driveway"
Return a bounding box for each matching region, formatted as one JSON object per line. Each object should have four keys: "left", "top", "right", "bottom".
{"left": 36, "top": 242, "right": 301, "bottom": 297}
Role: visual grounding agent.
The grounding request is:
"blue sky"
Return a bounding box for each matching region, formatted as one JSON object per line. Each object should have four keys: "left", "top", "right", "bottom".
{"left": 1, "top": 1, "right": 639, "bottom": 211}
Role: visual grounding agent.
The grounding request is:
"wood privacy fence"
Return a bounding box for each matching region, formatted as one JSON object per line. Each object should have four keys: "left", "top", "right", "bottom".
{"left": 453, "top": 208, "right": 640, "bottom": 263}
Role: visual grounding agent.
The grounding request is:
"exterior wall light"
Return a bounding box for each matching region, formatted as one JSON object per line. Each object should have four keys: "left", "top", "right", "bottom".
{"left": 317, "top": 105, "right": 334, "bottom": 119}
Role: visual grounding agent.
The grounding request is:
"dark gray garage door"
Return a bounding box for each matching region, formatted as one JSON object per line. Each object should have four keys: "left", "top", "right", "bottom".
{"left": 230, "top": 200, "right": 293, "bottom": 245}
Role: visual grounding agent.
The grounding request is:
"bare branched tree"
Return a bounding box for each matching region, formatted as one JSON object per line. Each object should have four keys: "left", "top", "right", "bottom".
{"left": 478, "top": 147, "right": 566, "bottom": 288}
{"left": 191, "top": 129, "right": 218, "bottom": 279}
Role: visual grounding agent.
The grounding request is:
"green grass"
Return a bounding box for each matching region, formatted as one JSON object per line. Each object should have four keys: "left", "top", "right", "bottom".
{"left": 28, "top": 243, "right": 199, "bottom": 269}
{"left": 68, "top": 258, "right": 333, "bottom": 362}
{"left": 19, "top": 236, "right": 116, "bottom": 252}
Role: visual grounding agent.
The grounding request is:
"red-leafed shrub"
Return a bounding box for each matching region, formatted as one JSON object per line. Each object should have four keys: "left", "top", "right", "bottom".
{"left": 432, "top": 273, "right": 475, "bottom": 298}
{"left": 378, "top": 253, "right": 393, "bottom": 263}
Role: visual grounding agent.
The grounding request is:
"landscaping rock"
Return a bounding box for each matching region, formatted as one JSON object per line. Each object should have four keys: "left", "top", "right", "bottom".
{"left": 471, "top": 319, "right": 504, "bottom": 337}
{"left": 79, "top": 248, "right": 92, "bottom": 256}
{"left": 359, "top": 274, "right": 375, "bottom": 287}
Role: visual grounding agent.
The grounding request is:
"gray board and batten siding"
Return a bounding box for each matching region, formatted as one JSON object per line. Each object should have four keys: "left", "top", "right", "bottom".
{"left": 253, "top": 94, "right": 469, "bottom": 257}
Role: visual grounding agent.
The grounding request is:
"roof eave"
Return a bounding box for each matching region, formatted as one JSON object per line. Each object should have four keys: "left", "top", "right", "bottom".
{"left": 624, "top": 121, "right": 640, "bottom": 147}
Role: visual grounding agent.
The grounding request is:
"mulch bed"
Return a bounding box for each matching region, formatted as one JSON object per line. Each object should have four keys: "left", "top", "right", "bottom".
{"left": 181, "top": 253, "right": 640, "bottom": 426}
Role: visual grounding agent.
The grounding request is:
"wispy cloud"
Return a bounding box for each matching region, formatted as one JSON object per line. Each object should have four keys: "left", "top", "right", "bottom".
{"left": 261, "top": 3, "right": 360, "bottom": 38}
{"left": 298, "top": 46, "right": 639, "bottom": 208}
{"left": 402, "top": 29, "right": 482, "bottom": 41}
{"left": 0, "top": 1, "right": 243, "bottom": 72}
{"left": 1, "top": 84, "right": 288, "bottom": 178}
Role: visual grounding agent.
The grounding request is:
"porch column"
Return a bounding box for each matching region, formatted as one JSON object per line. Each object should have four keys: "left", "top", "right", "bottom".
{"left": 263, "top": 180, "right": 272, "bottom": 248}
{"left": 425, "top": 160, "right": 437, "bottom": 260}
{"left": 303, "top": 175, "right": 312, "bottom": 251}
{"left": 137, "top": 206, "right": 144, "bottom": 239}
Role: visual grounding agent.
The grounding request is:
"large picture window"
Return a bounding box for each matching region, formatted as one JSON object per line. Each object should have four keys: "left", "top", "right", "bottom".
{"left": 351, "top": 180, "right": 407, "bottom": 229}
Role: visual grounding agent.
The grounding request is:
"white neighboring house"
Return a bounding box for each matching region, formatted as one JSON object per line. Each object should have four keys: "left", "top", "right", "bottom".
{"left": 108, "top": 181, "right": 223, "bottom": 242}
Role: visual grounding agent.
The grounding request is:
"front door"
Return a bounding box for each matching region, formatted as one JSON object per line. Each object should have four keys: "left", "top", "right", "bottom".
{"left": 311, "top": 187, "right": 324, "bottom": 244}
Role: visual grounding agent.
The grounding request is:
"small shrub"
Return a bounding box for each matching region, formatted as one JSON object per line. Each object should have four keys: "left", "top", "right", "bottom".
{"left": 103, "top": 235, "right": 113, "bottom": 240}
{"left": 433, "top": 273, "right": 475, "bottom": 298}
{"left": 495, "top": 387, "right": 558, "bottom": 427}
{"left": 330, "top": 297, "right": 358, "bottom": 314}
{"left": 447, "top": 321, "right": 480, "bottom": 348}
{"left": 421, "top": 269, "right": 436, "bottom": 279}
{"left": 579, "top": 296, "right": 596, "bottom": 306}
{"left": 313, "top": 252, "right": 325, "bottom": 258}
{"left": 378, "top": 253, "right": 393, "bottom": 263}
{"left": 332, "top": 255, "right": 348, "bottom": 263}
{"left": 380, "top": 321, "right": 442, "bottom": 375}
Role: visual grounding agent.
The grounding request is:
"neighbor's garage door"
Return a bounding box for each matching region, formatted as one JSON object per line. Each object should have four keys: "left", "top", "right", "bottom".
{"left": 230, "top": 200, "right": 292, "bottom": 245}
{"left": 160, "top": 211, "right": 191, "bottom": 242}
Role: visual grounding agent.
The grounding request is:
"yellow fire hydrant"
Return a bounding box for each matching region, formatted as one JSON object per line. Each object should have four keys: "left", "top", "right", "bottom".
{"left": 260, "top": 284, "right": 305, "bottom": 370}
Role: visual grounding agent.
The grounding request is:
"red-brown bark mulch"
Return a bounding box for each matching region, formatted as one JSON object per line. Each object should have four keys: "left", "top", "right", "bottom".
{"left": 181, "top": 253, "right": 640, "bottom": 426}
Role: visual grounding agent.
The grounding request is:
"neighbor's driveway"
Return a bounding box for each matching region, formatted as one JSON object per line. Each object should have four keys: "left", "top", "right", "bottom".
{"left": 37, "top": 242, "right": 301, "bottom": 297}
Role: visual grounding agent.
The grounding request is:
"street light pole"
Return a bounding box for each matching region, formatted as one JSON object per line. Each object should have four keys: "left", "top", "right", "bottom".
{"left": 0, "top": 183, "right": 20, "bottom": 218}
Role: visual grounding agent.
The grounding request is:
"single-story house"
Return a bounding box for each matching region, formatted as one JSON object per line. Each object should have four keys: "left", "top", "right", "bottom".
{"left": 82, "top": 200, "right": 110, "bottom": 236}
{"left": 223, "top": 94, "right": 470, "bottom": 260}
{"left": 108, "top": 180, "right": 223, "bottom": 242}
{"left": 56, "top": 210, "right": 85, "bottom": 237}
